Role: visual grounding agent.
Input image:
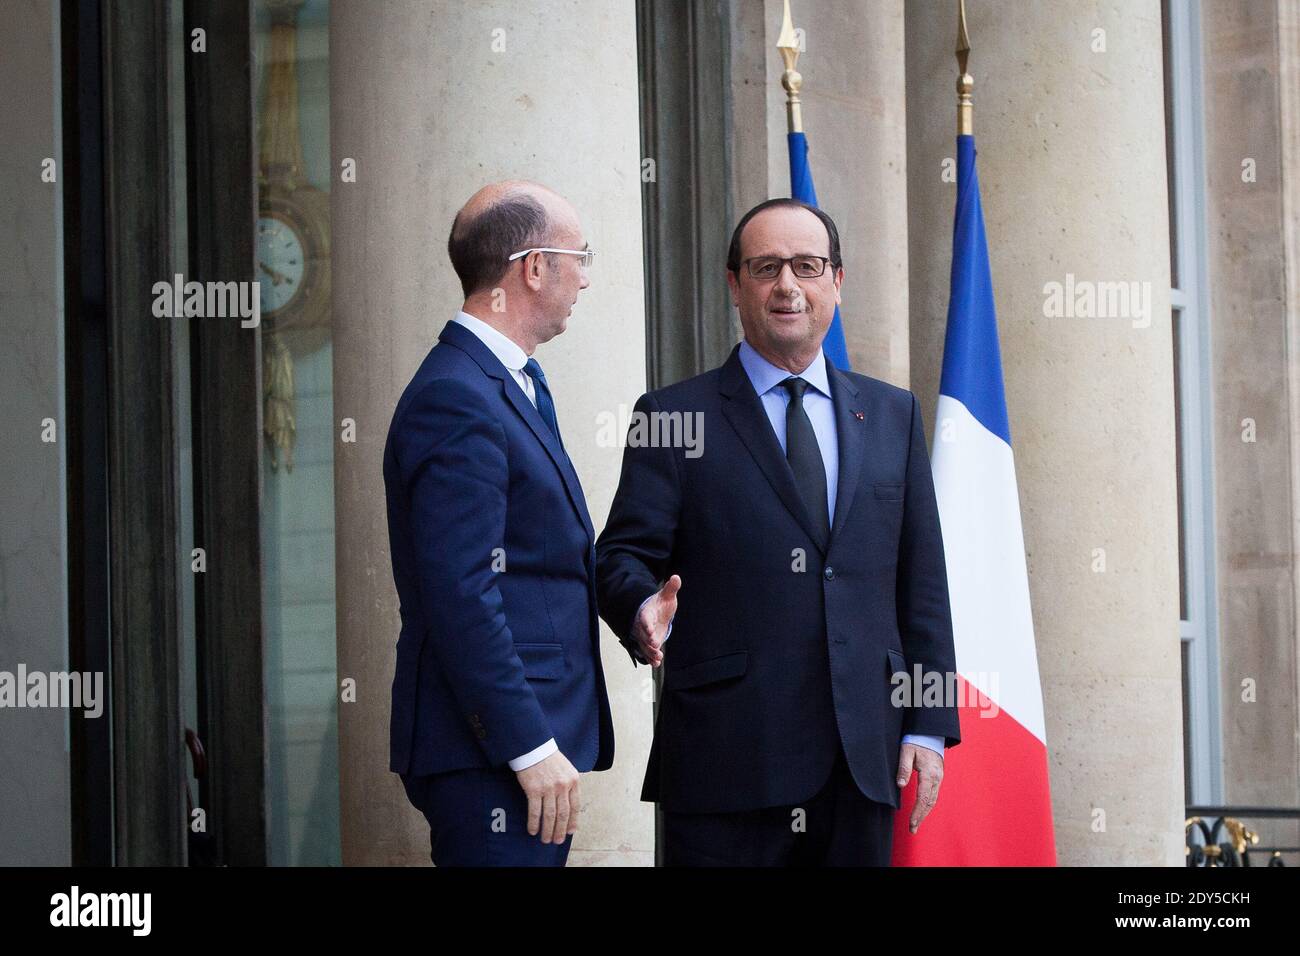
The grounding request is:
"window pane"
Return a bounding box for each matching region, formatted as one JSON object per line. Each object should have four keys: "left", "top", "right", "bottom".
{"left": 254, "top": 0, "right": 339, "bottom": 867}
{"left": 1162, "top": 0, "right": 1180, "bottom": 289}
{"left": 1172, "top": 305, "right": 1188, "bottom": 622}
{"left": 1181, "top": 639, "right": 1192, "bottom": 804}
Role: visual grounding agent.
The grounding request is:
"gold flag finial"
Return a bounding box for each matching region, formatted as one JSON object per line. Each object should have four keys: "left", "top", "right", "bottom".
{"left": 956, "top": 0, "right": 973, "bottom": 135}
{"left": 777, "top": 0, "right": 803, "bottom": 133}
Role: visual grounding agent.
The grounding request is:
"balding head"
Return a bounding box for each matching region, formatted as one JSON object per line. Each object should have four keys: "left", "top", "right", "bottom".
{"left": 448, "top": 181, "right": 575, "bottom": 297}
{"left": 448, "top": 180, "right": 590, "bottom": 353}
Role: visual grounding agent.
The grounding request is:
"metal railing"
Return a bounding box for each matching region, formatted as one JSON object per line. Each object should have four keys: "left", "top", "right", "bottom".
{"left": 1185, "top": 806, "right": 1300, "bottom": 867}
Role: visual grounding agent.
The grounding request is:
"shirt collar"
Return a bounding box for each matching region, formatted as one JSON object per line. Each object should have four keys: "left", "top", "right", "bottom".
{"left": 738, "top": 338, "right": 831, "bottom": 399}
{"left": 452, "top": 309, "right": 528, "bottom": 373}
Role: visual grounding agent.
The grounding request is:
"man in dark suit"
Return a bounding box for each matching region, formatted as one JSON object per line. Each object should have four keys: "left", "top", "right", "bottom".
{"left": 596, "top": 198, "right": 961, "bottom": 866}
{"left": 384, "top": 181, "right": 615, "bottom": 866}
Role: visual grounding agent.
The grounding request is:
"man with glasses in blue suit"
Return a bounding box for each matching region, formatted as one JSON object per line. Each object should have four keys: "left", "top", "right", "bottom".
{"left": 597, "top": 198, "right": 961, "bottom": 866}
{"left": 384, "top": 180, "right": 619, "bottom": 866}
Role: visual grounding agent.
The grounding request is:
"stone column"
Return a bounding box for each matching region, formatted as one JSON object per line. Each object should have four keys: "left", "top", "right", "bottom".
{"left": 730, "top": 0, "right": 910, "bottom": 383}
{"left": 906, "top": 0, "right": 1183, "bottom": 864}
{"left": 331, "top": 1, "right": 653, "bottom": 865}
{"left": 0, "top": 0, "right": 70, "bottom": 866}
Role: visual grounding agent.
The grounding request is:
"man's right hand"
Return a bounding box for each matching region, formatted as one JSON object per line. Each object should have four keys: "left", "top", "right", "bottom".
{"left": 632, "top": 574, "right": 680, "bottom": 667}
{"left": 515, "top": 750, "right": 581, "bottom": 845}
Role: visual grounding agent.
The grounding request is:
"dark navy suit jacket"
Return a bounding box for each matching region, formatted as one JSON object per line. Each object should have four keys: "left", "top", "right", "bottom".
{"left": 596, "top": 345, "right": 960, "bottom": 814}
{"left": 384, "top": 320, "right": 614, "bottom": 778}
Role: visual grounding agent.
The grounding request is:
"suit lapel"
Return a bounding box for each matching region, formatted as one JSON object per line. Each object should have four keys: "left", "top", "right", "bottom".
{"left": 718, "top": 347, "right": 829, "bottom": 554}
{"left": 826, "top": 361, "right": 865, "bottom": 540}
{"left": 500, "top": 380, "right": 596, "bottom": 541}
{"left": 438, "top": 321, "right": 596, "bottom": 544}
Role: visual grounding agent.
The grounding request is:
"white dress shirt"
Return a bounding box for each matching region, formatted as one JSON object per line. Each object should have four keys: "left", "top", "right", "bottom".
{"left": 450, "top": 310, "right": 558, "bottom": 773}
{"left": 453, "top": 309, "right": 536, "bottom": 404}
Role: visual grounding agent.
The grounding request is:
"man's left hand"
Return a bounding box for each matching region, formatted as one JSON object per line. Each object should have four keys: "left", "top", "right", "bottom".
{"left": 896, "top": 742, "right": 944, "bottom": 834}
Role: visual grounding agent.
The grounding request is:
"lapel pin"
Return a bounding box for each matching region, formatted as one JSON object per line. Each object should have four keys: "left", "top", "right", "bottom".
{"left": 853, "top": 411, "right": 865, "bottom": 421}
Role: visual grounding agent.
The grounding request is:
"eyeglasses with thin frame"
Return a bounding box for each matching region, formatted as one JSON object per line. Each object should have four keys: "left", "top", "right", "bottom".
{"left": 742, "top": 255, "right": 832, "bottom": 280}
{"left": 507, "top": 246, "right": 595, "bottom": 268}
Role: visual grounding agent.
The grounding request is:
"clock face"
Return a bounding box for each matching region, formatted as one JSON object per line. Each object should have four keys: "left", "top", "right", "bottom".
{"left": 257, "top": 214, "right": 307, "bottom": 315}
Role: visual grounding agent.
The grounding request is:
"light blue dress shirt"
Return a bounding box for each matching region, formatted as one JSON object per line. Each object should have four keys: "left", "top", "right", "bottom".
{"left": 738, "top": 340, "right": 840, "bottom": 518}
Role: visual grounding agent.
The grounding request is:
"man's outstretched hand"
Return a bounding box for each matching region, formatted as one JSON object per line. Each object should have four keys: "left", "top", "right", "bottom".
{"left": 632, "top": 574, "right": 680, "bottom": 667}
{"left": 516, "top": 750, "right": 581, "bottom": 845}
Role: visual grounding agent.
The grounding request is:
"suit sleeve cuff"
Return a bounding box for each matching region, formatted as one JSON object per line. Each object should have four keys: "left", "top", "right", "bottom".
{"left": 902, "top": 733, "right": 945, "bottom": 757}
{"left": 507, "top": 737, "right": 558, "bottom": 771}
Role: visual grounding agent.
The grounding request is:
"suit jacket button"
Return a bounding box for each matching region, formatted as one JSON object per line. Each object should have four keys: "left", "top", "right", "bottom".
{"left": 475, "top": 729, "right": 487, "bottom": 740}
{"left": 824, "top": 566, "right": 835, "bottom": 581}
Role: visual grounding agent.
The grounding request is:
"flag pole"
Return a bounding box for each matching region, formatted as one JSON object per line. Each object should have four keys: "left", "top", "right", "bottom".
{"left": 777, "top": 0, "right": 803, "bottom": 134}
{"left": 776, "top": 0, "right": 851, "bottom": 370}
{"left": 956, "top": 0, "right": 973, "bottom": 136}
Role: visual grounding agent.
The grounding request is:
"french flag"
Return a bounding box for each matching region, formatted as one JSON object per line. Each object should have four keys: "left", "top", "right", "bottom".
{"left": 890, "top": 134, "right": 1057, "bottom": 866}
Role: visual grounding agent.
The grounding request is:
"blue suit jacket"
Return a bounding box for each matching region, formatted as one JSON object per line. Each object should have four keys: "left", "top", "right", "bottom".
{"left": 384, "top": 320, "right": 615, "bottom": 777}
{"left": 596, "top": 345, "right": 960, "bottom": 813}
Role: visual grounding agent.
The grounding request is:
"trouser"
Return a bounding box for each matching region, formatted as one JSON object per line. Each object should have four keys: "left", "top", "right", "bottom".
{"left": 400, "top": 765, "right": 572, "bottom": 867}
{"left": 661, "top": 747, "right": 894, "bottom": 866}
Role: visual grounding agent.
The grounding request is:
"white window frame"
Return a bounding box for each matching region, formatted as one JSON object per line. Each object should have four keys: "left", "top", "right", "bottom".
{"left": 1167, "top": 0, "right": 1223, "bottom": 806}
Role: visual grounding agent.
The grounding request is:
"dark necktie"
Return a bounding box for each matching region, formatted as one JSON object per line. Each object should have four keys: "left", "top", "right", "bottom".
{"left": 524, "top": 358, "right": 564, "bottom": 449}
{"left": 780, "top": 376, "right": 830, "bottom": 544}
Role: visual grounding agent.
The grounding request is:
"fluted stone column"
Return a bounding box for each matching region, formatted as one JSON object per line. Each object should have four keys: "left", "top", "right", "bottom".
{"left": 729, "top": 0, "right": 910, "bottom": 383}
{"left": 906, "top": 0, "right": 1183, "bottom": 864}
{"left": 331, "top": 1, "right": 652, "bottom": 866}
{"left": 0, "top": 0, "right": 69, "bottom": 866}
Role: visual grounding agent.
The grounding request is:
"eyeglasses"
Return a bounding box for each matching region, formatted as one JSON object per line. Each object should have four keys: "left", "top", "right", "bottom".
{"left": 742, "top": 256, "right": 832, "bottom": 280}
{"left": 507, "top": 247, "right": 596, "bottom": 268}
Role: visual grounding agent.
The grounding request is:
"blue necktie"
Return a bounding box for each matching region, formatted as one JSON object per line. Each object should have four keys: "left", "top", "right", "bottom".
{"left": 781, "top": 377, "right": 830, "bottom": 546}
{"left": 523, "top": 358, "right": 564, "bottom": 448}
